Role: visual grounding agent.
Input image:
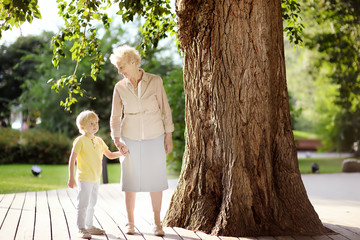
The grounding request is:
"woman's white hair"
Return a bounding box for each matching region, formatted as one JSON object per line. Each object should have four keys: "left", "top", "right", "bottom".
{"left": 110, "top": 44, "right": 141, "bottom": 67}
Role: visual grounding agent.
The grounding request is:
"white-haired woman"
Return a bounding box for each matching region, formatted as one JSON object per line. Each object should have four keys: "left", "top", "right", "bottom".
{"left": 109, "top": 45, "right": 174, "bottom": 236}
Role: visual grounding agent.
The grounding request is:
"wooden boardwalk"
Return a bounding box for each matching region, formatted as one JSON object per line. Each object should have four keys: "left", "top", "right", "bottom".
{"left": 0, "top": 180, "right": 359, "bottom": 240}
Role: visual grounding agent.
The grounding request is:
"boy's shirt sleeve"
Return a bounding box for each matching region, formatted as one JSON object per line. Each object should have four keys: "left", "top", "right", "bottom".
{"left": 72, "top": 137, "right": 82, "bottom": 154}
{"left": 99, "top": 138, "right": 109, "bottom": 153}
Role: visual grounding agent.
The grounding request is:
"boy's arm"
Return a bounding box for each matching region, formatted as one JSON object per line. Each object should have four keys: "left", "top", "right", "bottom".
{"left": 104, "top": 148, "right": 128, "bottom": 160}
{"left": 68, "top": 152, "right": 77, "bottom": 188}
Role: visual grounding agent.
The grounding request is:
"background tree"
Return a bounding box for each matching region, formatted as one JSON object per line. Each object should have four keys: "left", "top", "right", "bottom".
{"left": 0, "top": 35, "right": 44, "bottom": 124}
{"left": 302, "top": 0, "right": 360, "bottom": 153}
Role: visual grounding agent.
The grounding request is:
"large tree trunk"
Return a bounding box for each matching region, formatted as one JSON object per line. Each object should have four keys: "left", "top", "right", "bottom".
{"left": 164, "top": 0, "right": 328, "bottom": 237}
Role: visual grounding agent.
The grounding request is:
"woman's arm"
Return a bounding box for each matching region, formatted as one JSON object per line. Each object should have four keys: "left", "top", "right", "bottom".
{"left": 156, "top": 77, "right": 174, "bottom": 154}
{"left": 164, "top": 132, "right": 173, "bottom": 154}
{"left": 157, "top": 77, "right": 174, "bottom": 134}
{"left": 110, "top": 85, "right": 123, "bottom": 140}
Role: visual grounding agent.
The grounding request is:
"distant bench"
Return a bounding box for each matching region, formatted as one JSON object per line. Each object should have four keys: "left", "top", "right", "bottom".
{"left": 295, "top": 138, "right": 323, "bottom": 151}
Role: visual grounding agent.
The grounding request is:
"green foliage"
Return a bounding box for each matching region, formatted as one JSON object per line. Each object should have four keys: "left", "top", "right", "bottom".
{"left": 116, "top": 0, "right": 177, "bottom": 53}
{"left": 301, "top": 0, "right": 360, "bottom": 152}
{"left": 293, "top": 130, "right": 319, "bottom": 139}
{"left": 0, "top": 128, "right": 71, "bottom": 164}
{"left": 0, "top": 0, "right": 41, "bottom": 39}
{"left": 282, "top": 0, "right": 305, "bottom": 45}
{"left": 163, "top": 68, "right": 185, "bottom": 171}
{"left": 0, "top": 35, "right": 46, "bottom": 121}
{"left": 49, "top": 0, "right": 113, "bottom": 110}
{"left": 0, "top": 0, "right": 302, "bottom": 111}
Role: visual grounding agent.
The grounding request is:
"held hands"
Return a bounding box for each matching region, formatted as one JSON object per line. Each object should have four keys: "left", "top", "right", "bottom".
{"left": 120, "top": 145, "right": 130, "bottom": 156}
{"left": 164, "top": 133, "right": 173, "bottom": 154}
{"left": 114, "top": 138, "right": 130, "bottom": 155}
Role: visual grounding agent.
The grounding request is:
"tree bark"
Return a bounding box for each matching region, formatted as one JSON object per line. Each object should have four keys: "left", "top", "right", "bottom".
{"left": 164, "top": 0, "right": 328, "bottom": 237}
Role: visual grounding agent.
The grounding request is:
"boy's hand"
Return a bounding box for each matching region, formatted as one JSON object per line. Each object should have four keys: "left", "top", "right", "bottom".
{"left": 121, "top": 146, "right": 130, "bottom": 156}
{"left": 114, "top": 138, "right": 129, "bottom": 155}
{"left": 68, "top": 178, "right": 76, "bottom": 188}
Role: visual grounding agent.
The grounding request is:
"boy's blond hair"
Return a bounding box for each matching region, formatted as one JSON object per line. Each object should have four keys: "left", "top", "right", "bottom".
{"left": 110, "top": 44, "right": 141, "bottom": 67}
{"left": 76, "top": 110, "right": 99, "bottom": 134}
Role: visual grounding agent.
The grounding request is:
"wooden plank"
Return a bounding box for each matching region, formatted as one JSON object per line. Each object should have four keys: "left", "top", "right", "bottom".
{"left": 290, "top": 236, "right": 313, "bottom": 240}
{"left": 311, "top": 235, "right": 333, "bottom": 240}
{"left": 196, "top": 230, "right": 222, "bottom": 240}
{"left": 163, "top": 227, "right": 184, "bottom": 240}
{"left": 92, "top": 193, "right": 124, "bottom": 240}
{"left": 0, "top": 193, "right": 25, "bottom": 239}
{"left": 220, "top": 236, "right": 241, "bottom": 240}
{"left": 341, "top": 226, "right": 360, "bottom": 237}
{"left": 274, "top": 236, "right": 295, "bottom": 240}
{"left": 257, "top": 237, "right": 276, "bottom": 240}
{"left": 99, "top": 185, "right": 184, "bottom": 240}
{"left": 173, "top": 227, "right": 202, "bottom": 240}
{"left": 97, "top": 185, "right": 145, "bottom": 240}
{"left": 15, "top": 192, "right": 36, "bottom": 240}
{"left": 33, "top": 191, "right": 52, "bottom": 240}
{"left": 57, "top": 188, "right": 77, "bottom": 239}
{"left": 1, "top": 182, "right": 359, "bottom": 240}
{"left": 327, "top": 235, "right": 349, "bottom": 240}
{"left": 47, "top": 190, "right": 70, "bottom": 240}
{"left": 324, "top": 223, "right": 358, "bottom": 240}
{"left": 0, "top": 193, "right": 15, "bottom": 230}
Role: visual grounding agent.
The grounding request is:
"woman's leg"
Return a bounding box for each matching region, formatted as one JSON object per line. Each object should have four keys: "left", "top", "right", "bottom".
{"left": 150, "top": 191, "right": 164, "bottom": 236}
{"left": 150, "top": 191, "right": 162, "bottom": 225}
{"left": 125, "top": 192, "right": 136, "bottom": 224}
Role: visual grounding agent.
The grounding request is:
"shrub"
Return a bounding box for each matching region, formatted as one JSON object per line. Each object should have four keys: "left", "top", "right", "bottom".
{"left": 0, "top": 128, "right": 71, "bottom": 164}
{"left": 0, "top": 128, "right": 21, "bottom": 163}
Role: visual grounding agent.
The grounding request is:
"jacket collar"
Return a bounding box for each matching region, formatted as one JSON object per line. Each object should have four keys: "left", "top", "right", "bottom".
{"left": 125, "top": 68, "right": 147, "bottom": 87}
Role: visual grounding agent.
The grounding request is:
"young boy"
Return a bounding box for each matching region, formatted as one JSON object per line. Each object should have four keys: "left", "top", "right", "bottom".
{"left": 68, "top": 110, "right": 128, "bottom": 239}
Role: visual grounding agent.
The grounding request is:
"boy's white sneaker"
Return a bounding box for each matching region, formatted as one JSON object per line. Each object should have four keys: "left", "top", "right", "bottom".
{"left": 86, "top": 226, "right": 106, "bottom": 235}
{"left": 77, "top": 228, "right": 91, "bottom": 239}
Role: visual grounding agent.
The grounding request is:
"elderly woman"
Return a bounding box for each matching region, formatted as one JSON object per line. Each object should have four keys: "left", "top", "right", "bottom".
{"left": 109, "top": 45, "right": 174, "bottom": 236}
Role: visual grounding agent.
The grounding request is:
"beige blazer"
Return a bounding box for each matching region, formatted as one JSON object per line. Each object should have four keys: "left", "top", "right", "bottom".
{"left": 110, "top": 70, "right": 174, "bottom": 141}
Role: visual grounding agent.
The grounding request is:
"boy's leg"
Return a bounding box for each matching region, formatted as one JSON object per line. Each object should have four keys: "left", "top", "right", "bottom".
{"left": 85, "top": 181, "right": 100, "bottom": 228}
{"left": 77, "top": 181, "right": 92, "bottom": 230}
{"left": 85, "top": 182, "right": 105, "bottom": 235}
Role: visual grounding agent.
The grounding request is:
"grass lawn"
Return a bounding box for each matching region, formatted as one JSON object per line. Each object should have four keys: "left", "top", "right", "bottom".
{"left": 0, "top": 163, "right": 122, "bottom": 194}
{"left": 298, "top": 157, "right": 344, "bottom": 174}
{"left": 0, "top": 157, "right": 347, "bottom": 194}
{"left": 0, "top": 163, "right": 180, "bottom": 194}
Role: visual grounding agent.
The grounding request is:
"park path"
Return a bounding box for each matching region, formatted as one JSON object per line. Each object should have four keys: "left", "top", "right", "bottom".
{"left": 0, "top": 173, "right": 359, "bottom": 240}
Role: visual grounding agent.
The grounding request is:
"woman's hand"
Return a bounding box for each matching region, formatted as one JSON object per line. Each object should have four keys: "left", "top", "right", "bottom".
{"left": 114, "top": 137, "right": 129, "bottom": 155}
{"left": 164, "top": 133, "right": 173, "bottom": 154}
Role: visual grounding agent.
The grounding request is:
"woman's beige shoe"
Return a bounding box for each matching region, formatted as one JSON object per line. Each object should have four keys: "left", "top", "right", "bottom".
{"left": 153, "top": 224, "right": 165, "bottom": 236}
{"left": 125, "top": 223, "right": 135, "bottom": 235}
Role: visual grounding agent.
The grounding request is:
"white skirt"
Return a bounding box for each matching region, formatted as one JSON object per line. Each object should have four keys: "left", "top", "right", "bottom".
{"left": 120, "top": 135, "right": 168, "bottom": 192}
